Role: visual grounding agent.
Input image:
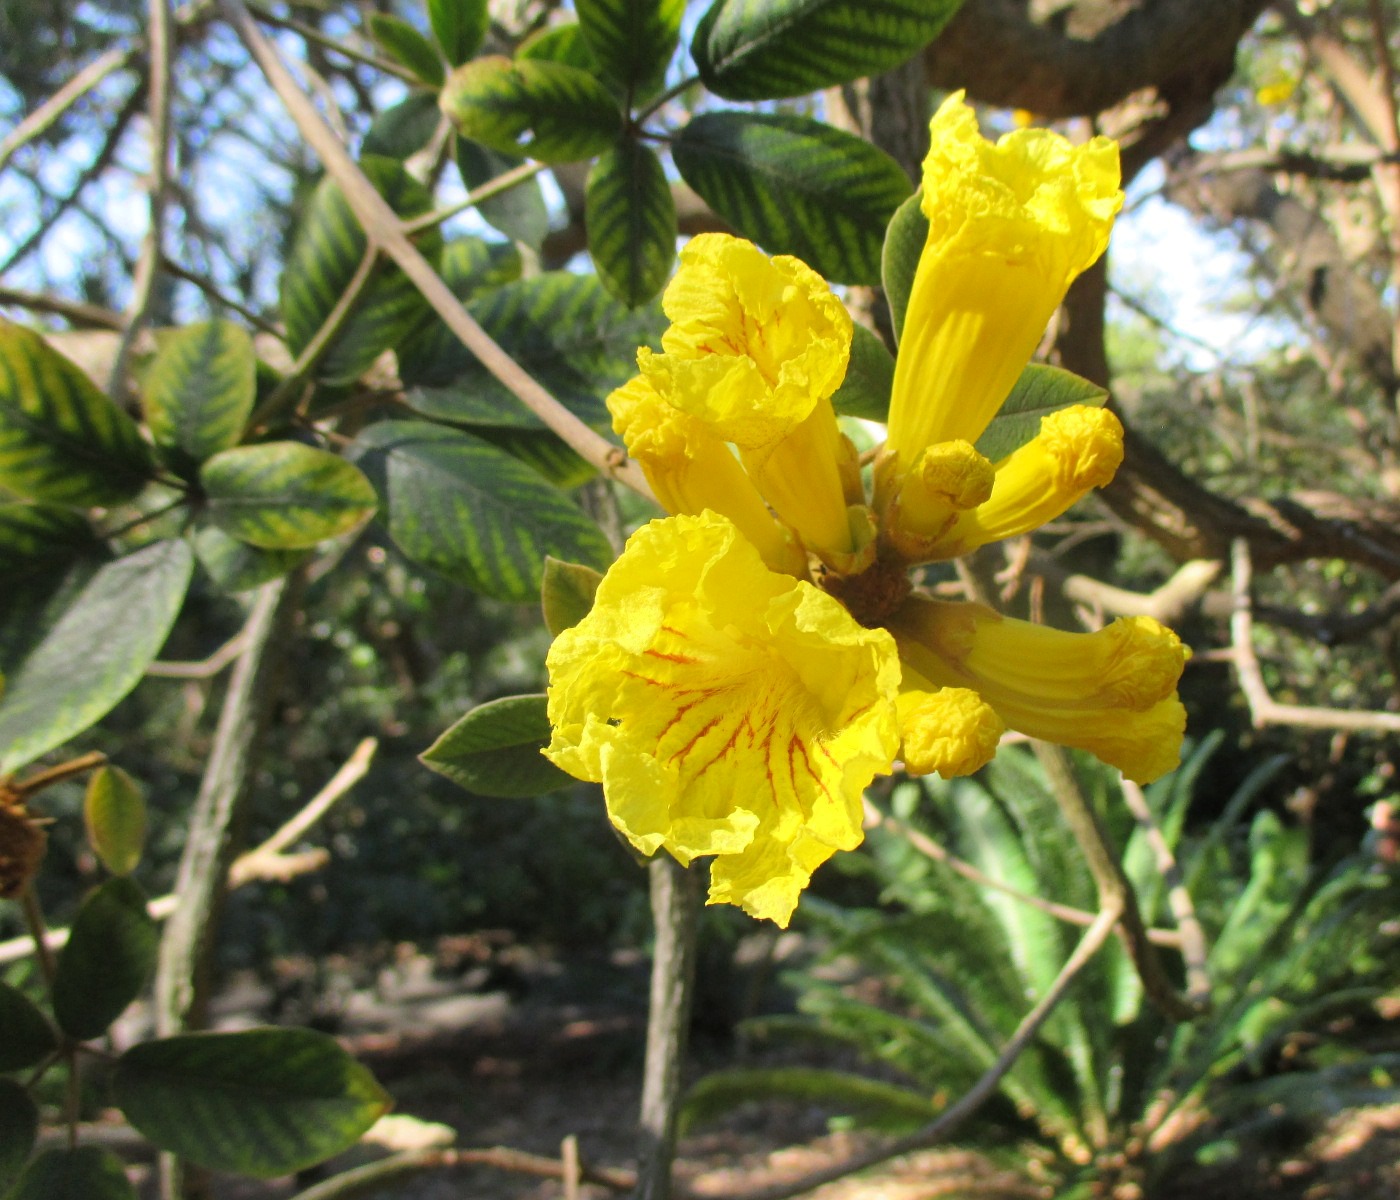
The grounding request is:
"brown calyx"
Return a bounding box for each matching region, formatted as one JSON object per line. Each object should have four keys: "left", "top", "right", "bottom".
{"left": 818, "top": 556, "right": 912, "bottom": 629}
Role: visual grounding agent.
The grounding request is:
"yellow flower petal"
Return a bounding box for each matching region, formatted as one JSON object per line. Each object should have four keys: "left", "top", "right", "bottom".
{"left": 883, "top": 93, "right": 1122, "bottom": 475}
{"left": 926, "top": 405, "right": 1124, "bottom": 558}
{"left": 608, "top": 374, "right": 807, "bottom": 577}
{"left": 544, "top": 511, "right": 901, "bottom": 926}
{"left": 896, "top": 687, "right": 1004, "bottom": 778}
{"left": 889, "top": 597, "right": 1188, "bottom": 783}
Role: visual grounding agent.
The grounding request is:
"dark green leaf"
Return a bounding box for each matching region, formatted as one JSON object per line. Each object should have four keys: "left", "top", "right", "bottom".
{"left": 454, "top": 139, "right": 549, "bottom": 248}
{"left": 280, "top": 157, "right": 443, "bottom": 386}
{"left": 143, "top": 320, "right": 255, "bottom": 466}
{"left": 363, "top": 91, "right": 443, "bottom": 160}
{"left": 682, "top": 1068, "right": 937, "bottom": 1133}
{"left": 0, "top": 1080, "right": 37, "bottom": 1192}
{"left": 201, "top": 442, "right": 378, "bottom": 550}
{"left": 114, "top": 1029, "right": 390, "bottom": 1178}
{"left": 0, "top": 503, "right": 98, "bottom": 577}
{"left": 52, "top": 877, "right": 157, "bottom": 1041}
{"left": 975, "top": 364, "right": 1109, "bottom": 463}
{"left": 439, "top": 56, "right": 621, "bottom": 163}
{"left": 404, "top": 271, "right": 662, "bottom": 426}
{"left": 421, "top": 694, "right": 572, "bottom": 797}
{"left": 830, "top": 323, "right": 895, "bottom": 421}
{"left": 693, "top": 0, "right": 965, "bottom": 100}
{"left": 881, "top": 188, "right": 925, "bottom": 344}
{"left": 672, "top": 112, "right": 911, "bottom": 285}
{"left": 8, "top": 1147, "right": 137, "bottom": 1200}
{"left": 352, "top": 421, "right": 612, "bottom": 601}
{"left": 587, "top": 138, "right": 677, "bottom": 307}
{"left": 398, "top": 237, "right": 525, "bottom": 381}
{"left": 84, "top": 766, "right": 147, "bottom": 876}
{"left": 192, "top": 526, "right": 309, "bottom": 593}
{"left": 517, "top": 21, "right": 598, "bottom": 71}
{"left": 576, "top": 0, "right": 684, "bottom": 92}
{"left": 475, "top": 426, "right": 594, "bottom": 488}
{"left": 0, "top": 538, "right": 192, "bottom": 774}
{"left": 368, "top": 13, "right": 445, "bottom": 87}
{"left": 428, "top": 0, "right": 488, "bottom": 66}
{"left": 0, "top": 320, "right": 152, "bottom": 505}
{"left": 0, "top": 984, "right": 57, "bottom": 1072}
{"left": 541, "top": 556, "right": 602, "bottom": 636}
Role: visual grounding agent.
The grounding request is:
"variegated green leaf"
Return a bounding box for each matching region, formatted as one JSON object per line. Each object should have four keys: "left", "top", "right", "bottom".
{"left": 830, "top": 323, "right": 895, "bottom": 422}
{"left": 672, "top": 112, "right": 911, "bottom": 285}
{"left": 0, "top": 538, "right": 193, "bottom": 774}
{"left": 693, "top": 0, "right": 966, "bottom": 100}
{"left": 404, "top": 271, "right": 664, "bottom": 427}
{"left": 143, "top": 320, "right": 255, "bottom": 467}
{"left": 398, "top": 237, "right": 525, "bottom": 382}
{"left": 429, "top": 0, "right": 488, "bottom": 66}
{"left": 476, "top": 427, "right": 594, "bottom": 488}
{"left": 586, "top": 138, "right": 677, "bottom": 307}
{"left": 576, "top": 0, "right": 685, "bottom": 92}
{"left": 280, "top": 156, "right": 442, "bottom": 386}
{"left": 52, "top": 877, "right": 157, "bottom": 1041}
{"left": 517, "top": 21, "right": 598, "bottom": 71}
{"left": 84, "top": 765, "right": 147, "bottom": 876}
{"left": 9, "top": 1148, "right": 137, "bottom": 1200}
{"left": 0, "top": 502, "right": 98, "bottom": 574}
{"left": 201, "top": 443, "right": 378, "bottom": 550}
{"left": 368, "top": 13, "right": 445, "bottom": 87}
{"left": 363, "top": 91, "right": 443, "bottom": 160}
{"left": 352, "top": 421, "right": 611, "bottom": 601}
{"left": 541, "top": 556, "right": 602, "bottom": 636}
{"left": 439, "top": 56, "right": 621, "bottom": 162}
{"left": 976, "top": 364, "right": 1109, "bottom": 463}
{"left": 0, "top": 320, "right": 153, "bottom": 505}
{"left": 192, "top": 526, "right": 309, "bottom": 593}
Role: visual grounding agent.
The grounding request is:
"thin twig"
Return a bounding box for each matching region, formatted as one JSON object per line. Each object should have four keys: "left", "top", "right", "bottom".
{"left": 0, "top": 47, "right": 137, "bottom": 173}
{"left": 20, "top": 890, "right": 57, "bottom": 987}
{"left": 146, "top": 631, "right": 250, "bottom": 679}
{"left": 863, "top": 798, "right": 1182, "bottom": 948}
{"left": 1118, "top": 780, "right": 1211, "bottom": 1005}
{"left": 1229, "top": 538, "right": 1400, "bottom": 732}
{"left": 0, "top": 288, "right": 126, "bottom": 330}
{"left": 245, "top": 0, "right": 420, "bottom": 83}
{"left": 109, "top": 0, "right": 175, "bottom": 398}
{"left": 159, "top": 257, "right": 283, "bottom": 335}
{"left": 12, "top": 752, "right": 109, "bottom": 800}
{"left": 218, "top": 0, "right": 653, "bottom": 497}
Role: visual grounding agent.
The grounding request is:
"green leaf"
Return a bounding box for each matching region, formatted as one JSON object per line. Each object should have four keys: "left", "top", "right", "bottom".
{"left": 975, "top": 364, "right": 1109, "bottom": 463}
{"left": 0, "top": 1080, "right": 37, "bottom": 1193}
{"left": 368, "top": 13, "right": 445, "bottom": 87}
{"left": 363, "top": 91, "right": 443, "bottom": 160}
{"left": 0, "top": 503, "right": 98, "bottom": 576}
{"left": 403, "top": 271, "right": 663, "bottom": 427}
{"left": 7, "top": 1147, "right": 137, "bottom": 1200}
{"left": 587, "top": 138, "right": 677, "bottom": 307}
{"left": 830, "top": 323, "right": 895, "bottom": 421}
{"left": 143, "top": 320, "right": 256, "bottom": 467}
{"left": 113, "top": 1029, "right": 391, "bottom": 1178}
{"left": 84, "top": 766, "right": 147, "bottom": 876}
{"left": 408, "top": 268, "right": 663, "bottom": 428}
{"left": 455, "top": 139, "right": 550, "bottom": 248}
{"left": 475, "top": 426, "right": 594, "bottom": 488}
{"left": 352, "top": 421, "right": 612, "bottom": 601}
{"left": 517, "top": 21, "right": 599, "bottom": 71}
{"left": 0, "top": 984, "right": 57, "bottom": 1072}
{"left": 192, "top": 526, "right": 309, "bottom": 593}
{"left": 672, "top": 112, "right": 911, "bottom": 285}
{"left": 682, "top": 1068, "right": 937, "bottom": 1133}
{"left": 439, "top": 56, "right": 621, "bottom": 163}
{"left": 280, "top": 156, "right": 443, "bottom": 386}
{"left": 693, "top": 0, "right": 965, "bottom": 100}
{"left": 52, "top": 877, "right": 158, "bottom": 1041}
{"left": 421, "top": 694, "right": 572, "bottom": 797}
{"left": 398, "top": 238, "right": 525, "bottom": 381}
{"left": 428, "top": 0, "right": 488, "bottom": 66}
{"left": 201, "top": 442, "right": 378, "bottom": 550}
{"left": 0, "top": 538, "right": 193, "bottom": 774}
{"left": 881, "top": 188, "right": 925, "bottom": 344}
{"left": 0, "top": 320, "right": 152, "bottom": 505}
{"left": 576, "top": 0, "right": 685, "bottom": 92}
{"left": 541, "top": 556, "right": 602, "bottom": 636}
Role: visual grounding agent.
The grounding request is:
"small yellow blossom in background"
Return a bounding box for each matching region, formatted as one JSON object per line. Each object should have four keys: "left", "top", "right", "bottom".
{"left": 544, "top": 93, "right": 1190, "bottom": 924}
{"left": 1255, "top": 78, "right": 1297, "bottom": 106}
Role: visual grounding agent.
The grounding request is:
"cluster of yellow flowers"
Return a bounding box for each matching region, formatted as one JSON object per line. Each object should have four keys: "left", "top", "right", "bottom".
{"left": 544, "top": 95, "right": 1189, "bottom": 926}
